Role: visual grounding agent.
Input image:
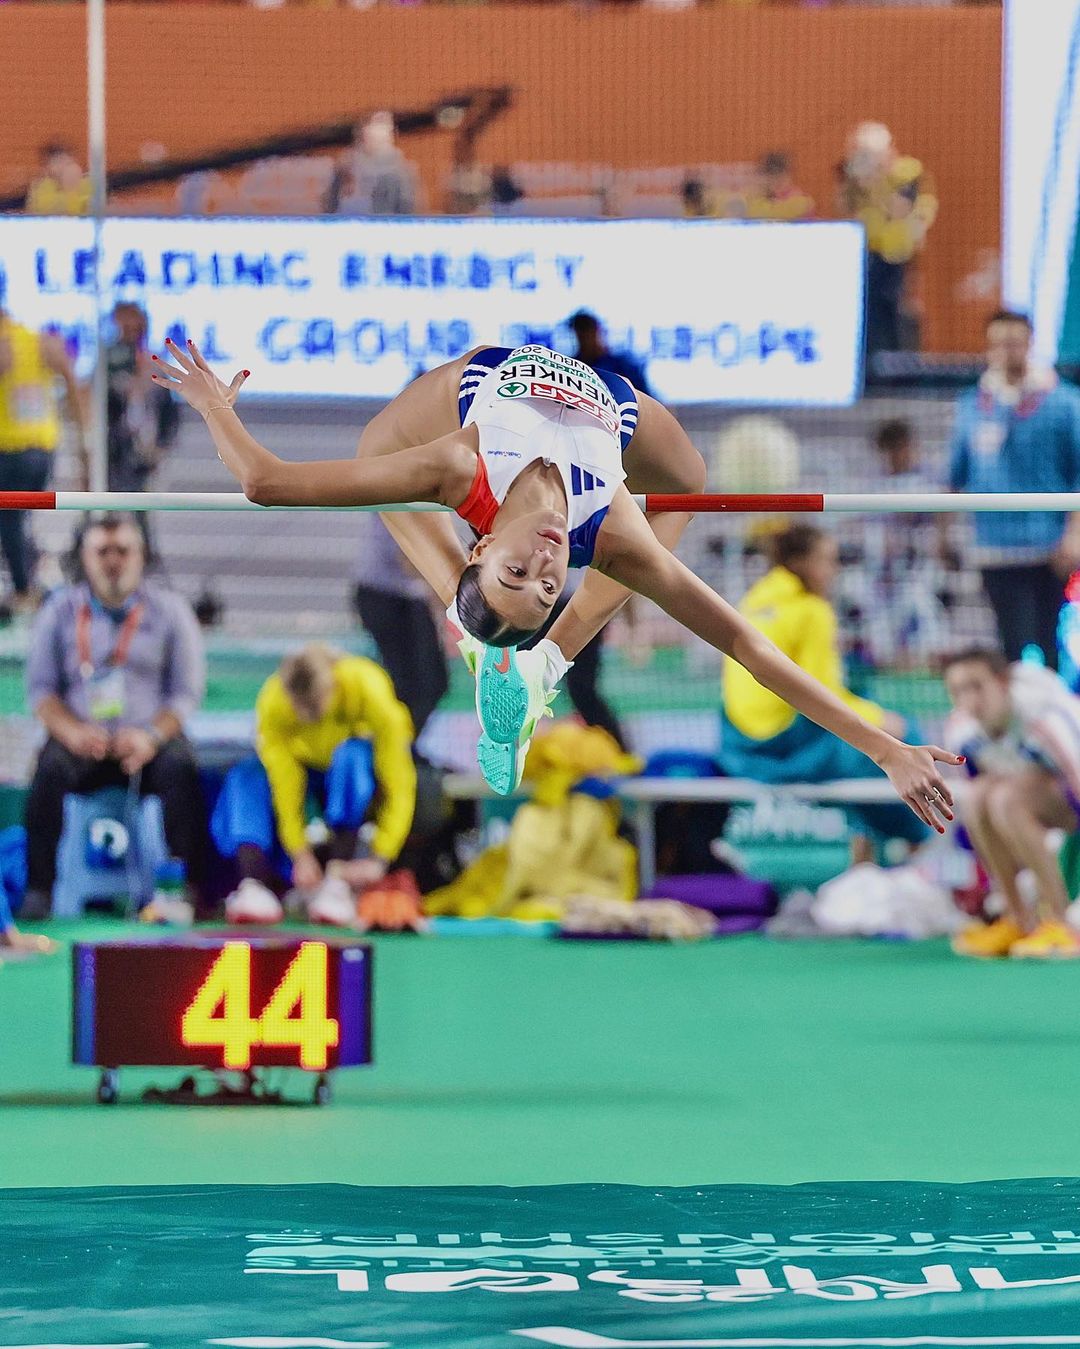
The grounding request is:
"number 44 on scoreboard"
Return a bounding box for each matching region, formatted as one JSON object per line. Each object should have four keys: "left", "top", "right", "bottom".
{"left": 72, "top": 936, "right": 373, "bottom": 1073}
{"left": 182, "top": 942, "right": 339, "bottom": 1071}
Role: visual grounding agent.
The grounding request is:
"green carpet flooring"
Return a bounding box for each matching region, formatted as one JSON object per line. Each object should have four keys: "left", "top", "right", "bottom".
{"left": 0, "top": 642, "right": 952, "bottom": 718}
{"left": 3, "top": 920, "right": 1079, "bottom": 1190}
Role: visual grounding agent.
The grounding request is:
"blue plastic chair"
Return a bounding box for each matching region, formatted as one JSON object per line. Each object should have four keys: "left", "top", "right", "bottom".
{"left": 52, "top": 787, "right": 168, "bottom": 918}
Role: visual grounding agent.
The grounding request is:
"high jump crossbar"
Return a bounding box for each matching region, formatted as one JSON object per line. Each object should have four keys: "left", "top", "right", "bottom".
{"left": 0, "top": 491, "right": 1079, "bottom": 514}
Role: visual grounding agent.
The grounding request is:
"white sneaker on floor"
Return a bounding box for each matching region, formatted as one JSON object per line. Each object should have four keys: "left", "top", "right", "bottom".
{"left": 225, "top": 878, "right": 284, "bottom": 925}
{"left": 307, "top": 876, "right": 358, "bottom": 928}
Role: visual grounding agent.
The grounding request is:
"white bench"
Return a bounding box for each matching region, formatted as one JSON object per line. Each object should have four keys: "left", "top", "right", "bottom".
{"left": 443, "top": 774, "right": 903, "bottom": 890}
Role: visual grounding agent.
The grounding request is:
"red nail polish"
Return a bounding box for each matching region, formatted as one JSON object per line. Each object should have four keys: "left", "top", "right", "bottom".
{"left": 243, "top": 370, "right": 250, "bottom": 377}
{"left": 151, "top": 354, "right": 158, "bottom": 361}
{"left": 958, "top": 755, "right": 966, "bottom": 763}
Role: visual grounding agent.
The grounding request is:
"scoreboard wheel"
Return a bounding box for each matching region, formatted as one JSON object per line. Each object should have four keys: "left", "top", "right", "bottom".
{"left": 97, "top": 1070, "right": 119, "bottom": 1105}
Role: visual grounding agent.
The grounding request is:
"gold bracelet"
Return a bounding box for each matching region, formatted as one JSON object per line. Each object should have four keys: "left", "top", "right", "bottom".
{"left": 202, "top": 404, "right": 233, "bottom": 419}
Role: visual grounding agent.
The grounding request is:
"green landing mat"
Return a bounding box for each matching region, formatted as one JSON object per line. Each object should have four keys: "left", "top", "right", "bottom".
{"left": 8, "top": 1179, "right": 1080, "bottom": 1346}
{"left": 8, "top": 924, "right": 1080, "bottom": 1190}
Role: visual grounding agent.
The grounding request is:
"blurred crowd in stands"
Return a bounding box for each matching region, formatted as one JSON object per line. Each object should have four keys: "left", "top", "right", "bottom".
{"left": 9, "top": 1, "right": 999, "bottom": 8}
{"left": 19, "top": 118, "right": 936, "bottom": 356}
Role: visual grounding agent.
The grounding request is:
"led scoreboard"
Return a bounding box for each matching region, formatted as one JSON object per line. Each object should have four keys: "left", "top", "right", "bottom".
{"left": 73, "top": 936, "right": 372, "bottom": 1099}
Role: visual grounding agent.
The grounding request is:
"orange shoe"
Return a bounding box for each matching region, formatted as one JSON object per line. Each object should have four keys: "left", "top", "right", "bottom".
{"left": 1009, "top": 921, "right": 1080, "bottom": 960}
{"left": 951, "top": 917, "right": 1026, "bottom": 958}
{"left": 357, "top": 870, "right": 428, "bottom": 934}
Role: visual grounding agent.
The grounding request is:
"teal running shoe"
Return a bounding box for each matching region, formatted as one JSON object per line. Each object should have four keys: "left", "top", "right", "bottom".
{"left": 474, "top": 645, "right": 556, "bottom": 795}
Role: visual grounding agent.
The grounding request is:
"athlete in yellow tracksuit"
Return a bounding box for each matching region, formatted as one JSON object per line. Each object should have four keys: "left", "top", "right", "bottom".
{"left": 211, "top": 646, "right": 417, "bottom": 913}
{"left": 720, "top": 526, "right": 925, "bottom": 843}
{"left": 722, "top": 564, "right": 887, "bottom": 747}
{"left": 0, "top": 306, "right": 85, "bottom": 601}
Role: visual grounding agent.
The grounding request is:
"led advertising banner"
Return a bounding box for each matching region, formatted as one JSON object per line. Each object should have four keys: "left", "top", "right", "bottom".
{"left": 0, "top": 215, "right": 864, "bottom": 405}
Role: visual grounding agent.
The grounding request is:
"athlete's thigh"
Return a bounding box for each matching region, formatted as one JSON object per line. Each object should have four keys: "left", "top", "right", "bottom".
{"left": 621, "top": 392, "right": 706, "bottom": 493}
{"left": 1018, "top": 768, "right": 1079, "bottom": 830}
{"left": 355, "top": 354, "right": 472, "bottom": 460}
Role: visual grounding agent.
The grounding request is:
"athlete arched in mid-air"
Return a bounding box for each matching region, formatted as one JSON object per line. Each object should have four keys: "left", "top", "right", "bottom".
{"left": 152, "top": 337, "right": 960, "bottom": 830}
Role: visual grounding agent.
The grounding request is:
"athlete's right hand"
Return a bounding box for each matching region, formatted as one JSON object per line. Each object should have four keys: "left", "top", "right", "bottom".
{"left": 150, "top": 337, "right": 249, "bottom": 418}
{"left": 878, "top": 741, "right": 962, "bottom": 834}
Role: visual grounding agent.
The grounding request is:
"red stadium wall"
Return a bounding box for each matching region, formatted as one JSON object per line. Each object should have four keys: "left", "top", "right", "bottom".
{"left": 0, "top": 4, "right": 1001, "bottom": 355}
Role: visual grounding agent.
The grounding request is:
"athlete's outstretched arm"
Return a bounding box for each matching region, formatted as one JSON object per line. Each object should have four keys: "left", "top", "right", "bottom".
{"left": 354, "top": 357, "right": 477, "bottom": 607}
{"left": 151, "top": 339, "right": 475, "bottom": 509}
{"left": 597, "top": 506, "right": 962, "bottom": 832}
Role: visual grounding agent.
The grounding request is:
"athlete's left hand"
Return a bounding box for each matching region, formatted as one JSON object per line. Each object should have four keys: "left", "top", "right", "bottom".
{"left": 150, "top": 337, "right": 249, "bottom": 418}
{"left": 878, "top": 741, "right": 963, "bottom": 833}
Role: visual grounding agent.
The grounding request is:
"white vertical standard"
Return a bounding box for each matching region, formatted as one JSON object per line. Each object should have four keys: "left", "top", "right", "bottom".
{"left": 86, "top": 0, "right": 109, "bottom": 494}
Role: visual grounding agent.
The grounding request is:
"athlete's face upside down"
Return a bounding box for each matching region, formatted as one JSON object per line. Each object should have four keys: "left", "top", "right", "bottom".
{"left": 469, "top": 507, "right": 570, "bottom": 636}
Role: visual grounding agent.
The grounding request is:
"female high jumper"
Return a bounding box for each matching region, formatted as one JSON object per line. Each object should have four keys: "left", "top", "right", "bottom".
{"left": 151, "top": 337, "right": 960, "bottom": 830}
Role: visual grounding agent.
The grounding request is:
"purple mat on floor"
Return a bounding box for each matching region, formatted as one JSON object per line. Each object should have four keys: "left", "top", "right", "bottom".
{"left": 714, "top": 911, "right": 768, "bottom": 935}
{"left": 643, "top": 873, "right": 778, "bottom": 916}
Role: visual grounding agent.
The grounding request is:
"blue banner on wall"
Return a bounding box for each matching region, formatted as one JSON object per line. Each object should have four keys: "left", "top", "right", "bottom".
{"left": 0, "top": 216, "right": 865, "bottom": 405}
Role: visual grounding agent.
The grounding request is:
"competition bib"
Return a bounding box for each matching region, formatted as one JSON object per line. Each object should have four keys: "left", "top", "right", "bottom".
{"left": 496, "top": 348, "right": 621, "bottom": 435}
{"left": 76, "top": 599, "right": 144, "bottom": 722}
{"left": 86, "top": 667, "right": 127, "bottom": 722}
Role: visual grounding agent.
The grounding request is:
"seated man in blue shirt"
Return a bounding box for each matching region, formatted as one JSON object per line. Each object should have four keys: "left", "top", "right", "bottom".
{"left": 22, "top": 513, "right": 209, "bottom": 922}
{"left": 950, "top": 310, "right": 1080, "bottom": 668}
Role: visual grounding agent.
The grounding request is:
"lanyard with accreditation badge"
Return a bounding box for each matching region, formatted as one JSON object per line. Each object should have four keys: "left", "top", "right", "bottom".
{"left": 77, "top": 599, "right": 144, "bottom": 721}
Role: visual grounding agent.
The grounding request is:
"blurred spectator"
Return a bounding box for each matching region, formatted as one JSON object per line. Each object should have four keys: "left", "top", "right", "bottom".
{"left": 325, "top": 111, "right": 419, "bottom": 217}
{"left": 720, "top": 524, "right": 926, "bottom": 858}
{"left": 568, "top": 309, "right": 652, "bottom": 396}
{"left": 563, "top": 309, "right": 652, "bottom": 735}
{"left": 446, "top": 163, "right": 491, "bottom": 215}
{"left": 949, "top": 310, "right": 1080, "bottom": 669}
{"left": 22, "top": 514, "right": 209, "bottom": 921}
{"left": 210, "top": 643, "right": 416, "bottom": 927}
{"left": 838, "top": 121, "right": 937, "bottom": 355}
{"left": 840, "top": 417, "right": 952, "bottom": 668}
{"left": 105, "top": 303, "right": 179, "bottom": 559}
{"left": 489, "top": 165, "right": 524, "bottom": 213}
{"left": 0, "top": 298, "right": 86, "bottom": 612}
{"left": 351, "top": 516, "right": 449, "bottom": 738}
{"left": 945, "top": 648, "right": 1080, "bottom": 960}
{"left": 681, "top": 177, "right": 719, "bottom": 218}
{"left": 875, "top": 416, "right": 923, "bottom": 485}
{"left": 743, "top": 151, "right": 814, "bottom": 221}
{"left": 24, "top": 143, "right": 91, "bottom": 217}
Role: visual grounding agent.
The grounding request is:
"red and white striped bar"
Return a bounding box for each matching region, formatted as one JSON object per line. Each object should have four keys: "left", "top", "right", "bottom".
{"left": 2, "top": 490, "right": 1080, "bottom": 514}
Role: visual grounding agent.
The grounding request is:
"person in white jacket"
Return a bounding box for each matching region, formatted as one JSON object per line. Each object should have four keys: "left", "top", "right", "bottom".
{"left": 945, "top": 648, "right": 1080, "bottom": 959}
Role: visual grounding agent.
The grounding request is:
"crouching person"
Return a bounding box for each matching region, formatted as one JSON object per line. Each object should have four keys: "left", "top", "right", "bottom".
{"left": 212, "top": 643, "right": 417, "bottom": 926}
{"left": 945, "top": 648, "right": 1080, "bottom": 959}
